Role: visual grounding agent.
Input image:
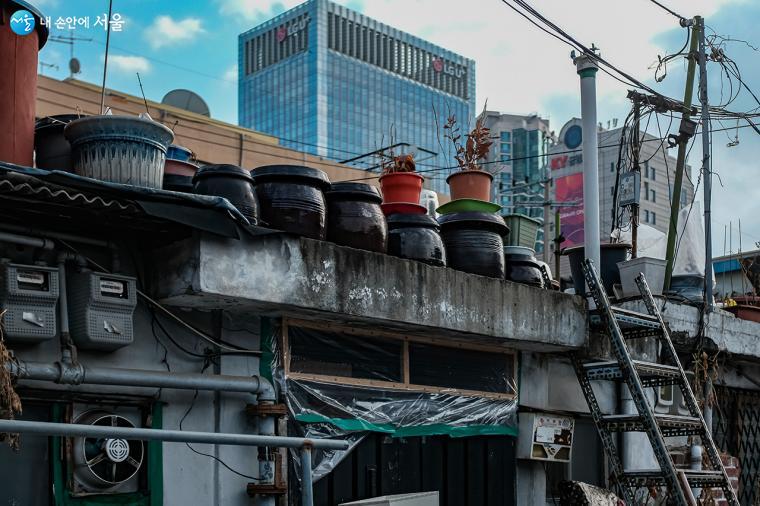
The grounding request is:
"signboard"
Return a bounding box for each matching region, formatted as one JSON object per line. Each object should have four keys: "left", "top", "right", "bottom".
{"left": 431, "top": 57, "right": 465, "bottom": 78}
{"left": 550, "top": 153, "right": 583, "bottom": 171}
{"left": 276, "top": 16, "right": 309, "bottom": 43}
{"left": 555, "top": 173, "right": 584, "bottom": 247}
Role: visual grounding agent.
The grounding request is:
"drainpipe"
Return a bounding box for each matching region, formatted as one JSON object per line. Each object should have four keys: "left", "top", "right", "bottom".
{"left": 301, "top": 443, "right": 314, "bottom": 506}
{"left": 0, "top": 231, "right": 55, "bottom": 250}
{"left": 0, "top": 419, "right": 347, "bottom": 451}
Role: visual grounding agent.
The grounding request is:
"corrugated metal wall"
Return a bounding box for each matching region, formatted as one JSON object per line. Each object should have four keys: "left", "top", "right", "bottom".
{"left": 299, "top": 434, "right": 516, "bottom": 505}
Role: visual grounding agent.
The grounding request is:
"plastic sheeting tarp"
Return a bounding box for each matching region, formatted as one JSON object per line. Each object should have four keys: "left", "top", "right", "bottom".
{"left": 265, "top": 322, "right": 518, "bottom": 481}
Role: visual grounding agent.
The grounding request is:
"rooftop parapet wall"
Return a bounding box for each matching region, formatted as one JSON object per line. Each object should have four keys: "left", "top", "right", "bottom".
{"left": 153, "top": 232, "right": 587, "bottom": 351}
{"left": 619, "top": 299, "right": 760, "bottom": 360}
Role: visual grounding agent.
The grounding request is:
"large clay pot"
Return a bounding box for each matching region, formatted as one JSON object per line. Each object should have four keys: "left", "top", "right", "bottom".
{"left": 565, "top": 243, "right": 631, "bottom": 296}
{"left": 504, "top": 246, "right": 545, "bottom": 288}
{"left": 387, "top": 214, "right": 446, "bottom": 266}
{"left": 446, "top": 171, "right": 493, "bottom": 201}
{"left": 250, "top": 165, "right": 330, "bottom": 239}
{"left": 34, "top": 114, "right": 81, "bottom": 171}
{"left": 0, "top": 1, "right": 48, "bottom": 166}
{"left": 438, "top": 211, "right": 509, "bottom": 278}
{"left": 326, "top": 182, "right": 387, "bottom": 253}
{"left": 193, "top": 164, "right": 258, "bottom": 223}
{"left": 379, "top": 172, "right": 424, "bottom": 204}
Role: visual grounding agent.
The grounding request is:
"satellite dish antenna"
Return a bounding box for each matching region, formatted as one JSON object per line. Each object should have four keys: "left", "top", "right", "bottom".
{"left": 69, "top": 57, "right": 81, "bottom": 75}
{"left": 161, "top": 89, "right": 210, "bottom": 117}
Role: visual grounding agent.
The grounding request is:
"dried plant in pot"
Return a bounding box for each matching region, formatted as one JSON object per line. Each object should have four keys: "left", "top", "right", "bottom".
{"left": 442, "top": 112, "right": 494, "bottom": 202}
{"left": 378, "top": 152, "right": 424, "bottom": 205}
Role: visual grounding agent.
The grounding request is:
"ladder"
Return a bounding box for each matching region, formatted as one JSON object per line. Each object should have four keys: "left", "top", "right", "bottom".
{"left": 573, "top": 259, "right": 738, "bottom": 505}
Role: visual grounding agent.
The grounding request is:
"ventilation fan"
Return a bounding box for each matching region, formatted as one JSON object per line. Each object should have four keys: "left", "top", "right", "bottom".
{"left": 71, "top": 410, "right": 144, "bottom": 493}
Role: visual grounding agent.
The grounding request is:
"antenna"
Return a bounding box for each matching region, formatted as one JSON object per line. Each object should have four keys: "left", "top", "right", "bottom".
{"left": 100, "top": 0, "right": 114, "bottom": 114}
{"left": 49, "top": 34, "right": 92, "bottom": 78}
{"left": 136, "top": 73, "right": 150, "bottom": 114}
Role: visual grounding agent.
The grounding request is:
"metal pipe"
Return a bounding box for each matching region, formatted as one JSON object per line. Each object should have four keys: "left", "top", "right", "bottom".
{"left": 301, "top": 445, "right": 314, "bottom": 506}
{"left": 0, "top": 419, "right": 348, "bottom": 451}
{"left": 574, "top": 51, "right": 600, "bottom": 272}
{"left": 8, "top": 360, "right": 277, "bottom": 402}
{"left": 0, "top": 224, "right": 113, "bottom": 249}
{"left": 0, "top": 230, "right": 54, "bottom": 249}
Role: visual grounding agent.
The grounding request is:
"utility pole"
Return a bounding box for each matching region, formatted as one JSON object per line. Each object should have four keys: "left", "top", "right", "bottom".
{"left": 697, "top": 16, "right": 714, "bottom": 310}
{"left": 663, "top": 17, "right": 699, "bottom": 290}
{"left": 573, "top": 49, "right": 601, "bottom": 271}
{"left": 631, "top": 95, "right": 641, "bottom": 257}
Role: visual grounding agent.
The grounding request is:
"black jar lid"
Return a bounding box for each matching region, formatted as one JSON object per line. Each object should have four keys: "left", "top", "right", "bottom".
{"left": 387, "top": 213, "right": 439, "bottom": 230}
{"left": 250, "top": 165, "right": 330, "bottom": 189}
{"left": 326, "top": 182, "right": 382, "bottom": 203}
{"left": 193, "top": 164, "right": 252, "bottom": 184}
{"left": 437, "top": 211, "right": 509, "bottom": 237}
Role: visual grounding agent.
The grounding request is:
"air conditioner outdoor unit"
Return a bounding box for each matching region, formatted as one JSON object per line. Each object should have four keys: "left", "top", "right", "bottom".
{"left": 341, "top": 491, "right": 439, "bottom": 506}
{"left": 517, "top": 412, "right": 575, "bottom": 462}
{"left": 0, "top": 261, "right": 59, "bottom": 343}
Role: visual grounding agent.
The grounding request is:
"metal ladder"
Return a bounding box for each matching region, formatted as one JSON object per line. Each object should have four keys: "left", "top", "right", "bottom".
{"left": 573, "top": 259, "right": 737, "bottom": 505}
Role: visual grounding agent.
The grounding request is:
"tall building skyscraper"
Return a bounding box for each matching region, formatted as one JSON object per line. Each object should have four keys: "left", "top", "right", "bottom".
{"left": 238, "top": 0, "right": 476, "bottom": 194}
{"left": 481, "top": 111, "right": 552, "bottom": 253}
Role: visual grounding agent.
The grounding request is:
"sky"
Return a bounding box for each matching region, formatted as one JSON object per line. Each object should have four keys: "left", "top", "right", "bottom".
{"left": 32, "top": 0, "right": 760, "bottom": 255}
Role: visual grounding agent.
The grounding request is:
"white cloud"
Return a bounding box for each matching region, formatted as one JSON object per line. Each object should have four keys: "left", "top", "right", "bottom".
{"left": 223, "top": 64, "right": 238, "bottom": 84}
{"left": 217, "top": 0, "right": 304, "bottom": 22}
{"left": 144, "top": 15, "right": 205, "bottom": 49}
{"left": 108, "top": 54, "right": 151, "bottom": 74}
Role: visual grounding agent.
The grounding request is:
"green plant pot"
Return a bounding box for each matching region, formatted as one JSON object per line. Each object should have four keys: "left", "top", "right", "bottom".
{"left": 502, "top": 214, "right": 541, "bottom": 248}
{"left": 436, "top": 198, "right": 501, "bottom": 215}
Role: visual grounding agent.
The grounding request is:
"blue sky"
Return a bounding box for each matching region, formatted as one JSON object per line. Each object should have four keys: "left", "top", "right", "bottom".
{"left": 33, "top": 0, "right": 760, "bottom": 253}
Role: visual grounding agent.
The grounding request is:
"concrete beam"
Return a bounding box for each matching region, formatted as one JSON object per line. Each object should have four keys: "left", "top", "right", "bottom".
{"left": 619, "top": 299, "right": 760, "bottom": 360}
{"left": 153, "top": 233, "right": 588, "bottom": 351}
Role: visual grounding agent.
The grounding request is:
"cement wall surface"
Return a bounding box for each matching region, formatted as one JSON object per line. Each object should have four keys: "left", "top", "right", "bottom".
{"left": 154, "top": 232, "right": 588, "bottom": 351}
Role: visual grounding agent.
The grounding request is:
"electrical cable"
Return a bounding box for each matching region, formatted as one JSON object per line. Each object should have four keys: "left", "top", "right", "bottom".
{"left": 177, "top": 368, "right": 262, "bottom": 482}
{"left": 646, "top": 0, "right": 687, "bottom": 21}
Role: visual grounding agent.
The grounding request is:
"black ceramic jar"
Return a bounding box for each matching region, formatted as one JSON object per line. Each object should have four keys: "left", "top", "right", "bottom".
{"left": 438, "top": 212, "right": 509, "bottom": 278}
{"left": 34, "top": 114, "right": 82, "bottom": 171}
{"left": 192, "top": 164, "right": 259, "bottom": 223}
{"left": 250, "top": 165, "right": 330, "bottom": 240}
{"left": 504, "top": 246, "right": 545, "bottom": 288}
{"left": 386, "top": 214, "right": 446, "bottom": 266}
{"left": 326, "top": 182, "right": 387, "bottom": 253}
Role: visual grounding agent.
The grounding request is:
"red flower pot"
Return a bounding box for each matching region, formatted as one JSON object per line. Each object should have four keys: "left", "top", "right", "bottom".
{"left": 446, "top": 171, "right": 493, "bottom": 201}
{"left": 379, "top": 172, "right": 424, "bottom": 204}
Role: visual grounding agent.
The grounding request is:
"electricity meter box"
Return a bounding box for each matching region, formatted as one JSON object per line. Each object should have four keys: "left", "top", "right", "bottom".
{"left": 67, "top": 270, "right": 137, "bottom": 351}
{"left": 517, "top": 412, "right": 575, "bottom": 462}
{"left": 0, "top": 262, "right": 59, "bottom": 343}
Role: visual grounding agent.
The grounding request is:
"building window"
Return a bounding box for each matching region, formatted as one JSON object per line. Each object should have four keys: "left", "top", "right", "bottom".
{"left": 610, "top": 186, "right": 614, "bottom": 196}
{"left": 644, "top": 182, "right": 649, "bottom": 200}
{"left": 501, "top": 142, "right": 511, "bottom": 154}
{"left": 501, "top": 131, "right": 511, "bottom": 142}
{"left": 500, "top": 154, "right": 511, "bottom": 163}
{"left": 644, "top": 210, "right": 650, "bottom": 223}
{"left": 650, "top": 167, "right": 656, "bottom": 180}
{"left": 610, "top": 162, "right": 615, "bottom": 173}
{"left": 651, "top": 189, "right": 656, "bottom": 203}
{"left": 651, "top": 212, "right": 656, "bottom": 225}
{"left": 284, "top": 319, "right": 517, "bottom": 398}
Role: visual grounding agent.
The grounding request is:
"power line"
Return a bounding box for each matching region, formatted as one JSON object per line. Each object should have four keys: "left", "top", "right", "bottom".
{"left": 646, "top": 0, "right": 687, "bottom": 21}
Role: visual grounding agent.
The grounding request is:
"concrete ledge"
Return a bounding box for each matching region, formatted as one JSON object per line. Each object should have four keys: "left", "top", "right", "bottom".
{"left": 619, "top": 298, "right": 760, "bottom": 360}
{"left": 153, "top": 232, "right": 588, "bottom": 351}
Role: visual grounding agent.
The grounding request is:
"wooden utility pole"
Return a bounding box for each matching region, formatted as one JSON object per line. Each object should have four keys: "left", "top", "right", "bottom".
{"left": 631, "top": 95, "right": 641, "bottom": 257}
{"left": 697, "top": 16, "right": 714, "bottom": 310}
{"left": 663, "top": 17, "right": 700, "bottom": 290}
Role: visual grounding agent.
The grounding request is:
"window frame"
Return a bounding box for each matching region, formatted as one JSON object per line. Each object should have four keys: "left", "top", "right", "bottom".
{"left": 281, "top": 318, "right": 517, "bottom": 401}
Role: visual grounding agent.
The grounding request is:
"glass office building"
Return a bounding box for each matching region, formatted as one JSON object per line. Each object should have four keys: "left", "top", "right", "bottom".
{"left": 238, "top": 0, "right": 476, "bottom": 194}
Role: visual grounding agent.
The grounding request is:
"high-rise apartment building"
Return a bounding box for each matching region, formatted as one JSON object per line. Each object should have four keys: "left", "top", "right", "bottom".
{"left": 238, "top": 0, "right": 476, "bottom": 194}
{"left": 481, "top": 111, "right": 552, "bottom": 253}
